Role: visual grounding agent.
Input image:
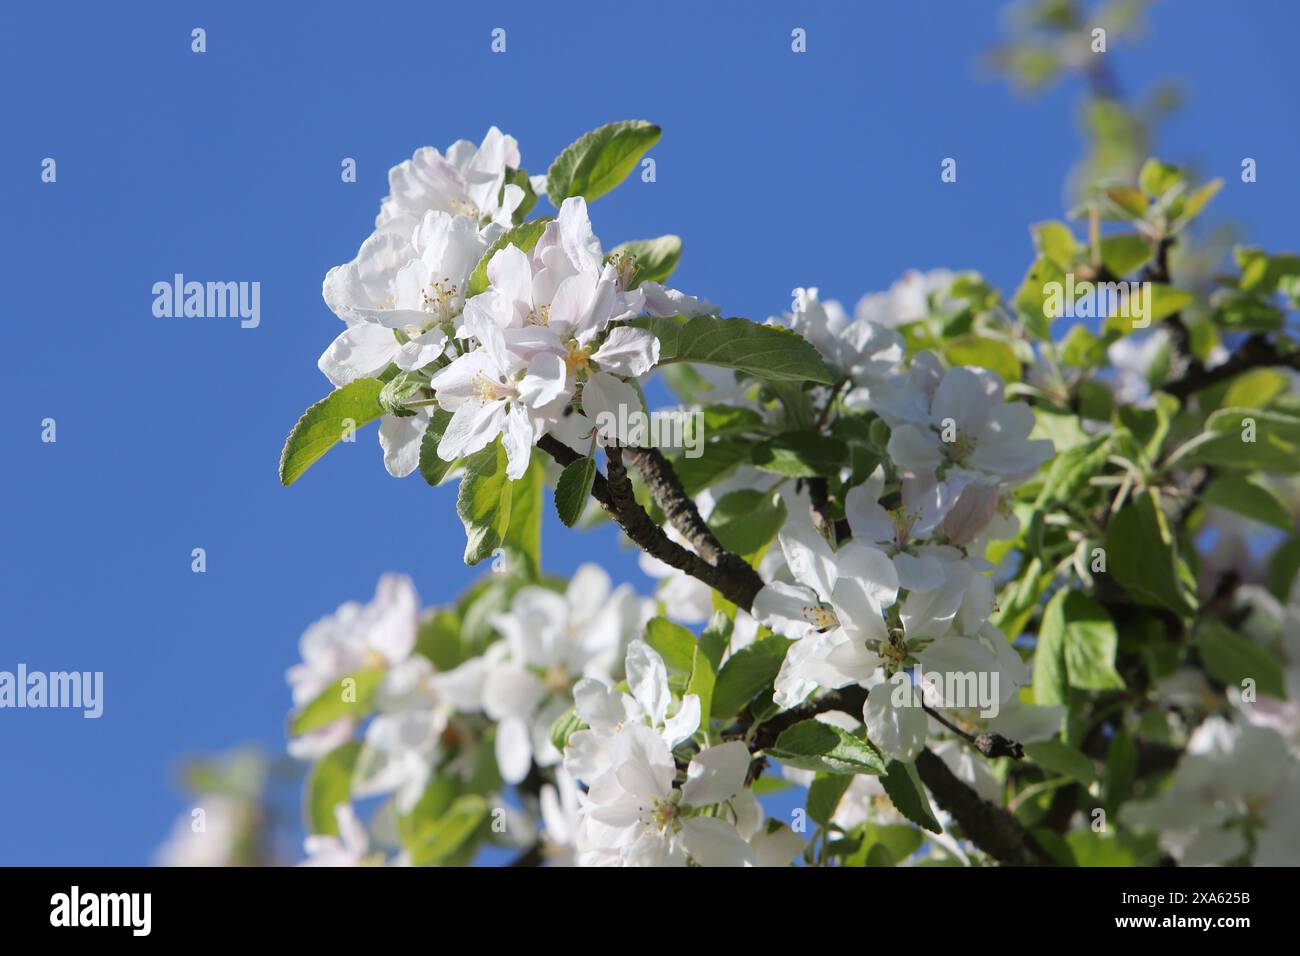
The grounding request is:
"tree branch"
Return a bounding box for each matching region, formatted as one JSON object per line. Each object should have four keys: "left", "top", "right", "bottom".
{"left": 536, "top": 436, "right": 764, "bottom": 611}
{"left": 1161, "top": 333, "right": 1300, "bottom": 403}
{"left": 915, "top": 749, "right": 1055, "bottom": 866}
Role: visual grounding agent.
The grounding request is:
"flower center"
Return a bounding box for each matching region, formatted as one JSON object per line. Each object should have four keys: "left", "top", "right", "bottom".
{"left": 640, "top": 798, "right": 677, "bottom": 833}
{"left": 609, "top": 252, "right": 638, "bottom": 292}
{"left": 473, "top": 372, "right": 516, "bottom": 403}
{"left": 528, "top": 304, "right": 551, "bottom": 327}
{"left": 450, "top": 198, "right": 482, "bottom": 219}
{"left": 803, "top": 603, "right": 839, "bottom": 632}
{"left": 422, "top": 278, "right": 459, "bottom": 323}
{"left": 566, "top": 340, "right": 592, "bottom": 372}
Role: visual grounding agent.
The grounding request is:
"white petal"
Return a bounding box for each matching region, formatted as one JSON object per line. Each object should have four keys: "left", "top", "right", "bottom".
{"left": 681, "top": 741, "right": 751, "bottom": 806}
{"left": 679, "top": 817, "right": 756, "bottom": 867}
{"left": 863, "top": 679, "right": 928, "bottom": 761}
{"left": 592, "top": 327, "right": 661, "bottom": 377}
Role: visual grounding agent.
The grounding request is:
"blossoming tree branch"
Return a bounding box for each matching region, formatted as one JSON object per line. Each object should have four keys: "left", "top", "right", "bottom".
{"left": 259, "top": 115, "right": 1300, "bottom": 868}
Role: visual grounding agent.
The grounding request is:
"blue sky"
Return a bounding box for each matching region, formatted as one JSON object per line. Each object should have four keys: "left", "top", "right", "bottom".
{"left": 3, "top": 0, "right": 1298, "bottom": 865}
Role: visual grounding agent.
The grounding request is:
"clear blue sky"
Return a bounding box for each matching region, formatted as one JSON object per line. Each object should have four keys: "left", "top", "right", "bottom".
{"left": 3, "top": 0, "right": 1298, "bottom": 865}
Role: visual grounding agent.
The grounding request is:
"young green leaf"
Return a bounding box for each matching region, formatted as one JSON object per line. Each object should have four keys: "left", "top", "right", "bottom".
{"left": 555, "top": 457, "right": 598, "bottom": 527}
{"left": 456, "top": 440, "right": 513, "bottom": 565}
{"left": 546, "top": 120, "right": 661, "bottom": 204}
{"left": 304, "top": 741, "right": 361, "bottom": 836}
{"left": 418, "top": 409, "right": 457, "bottom": 486}
{"left": 465, "top": 218, "right": 552, "bottom": 298}
{"left": 289, "top": 667, "right": 386, "bottom": 736}
{"left": 279, "top": 378, "right": 385, "bottom": 485}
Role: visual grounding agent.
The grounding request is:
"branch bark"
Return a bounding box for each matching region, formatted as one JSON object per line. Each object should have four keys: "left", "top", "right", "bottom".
{"left": 536, "top": 436, "right": 764, "bottom": 611}
{"left": 915, "top": 749, "right": 1055, "bottom": 866}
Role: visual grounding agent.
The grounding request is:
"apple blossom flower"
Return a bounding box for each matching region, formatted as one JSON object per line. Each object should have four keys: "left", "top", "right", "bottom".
{"left": 1122, "top": 717, "right": 1300, "bottom": 865}
{"left": 753, "top": 522, "right": 899, "bottom": 709}
{"left": 376, "top": 126, "right": 528, "bottom": 238}
{"left": 571, "top": 724, "right": 755, "bottom": 866}
{"left": 286, "top": 574, "right": 421, "bottom": 759}
{"left": 876, "top": 359, "right": 1054, "bottom": 485}
{"left": 430, "top": 564, "right": 649, "bottom": 783}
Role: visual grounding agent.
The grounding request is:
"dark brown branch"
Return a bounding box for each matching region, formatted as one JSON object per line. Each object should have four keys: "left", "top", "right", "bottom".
{"left": 1161, "top": 334, "right": 1300, "bottom": 403}
{"left": 620, "top": 445, "right": 766, "bottom": 610}
{"left": 923, "top": 704, "right": 1024, "bottom": 759}
{"left": 915, "top": 749, "right": 1055, "bottom": 866}
{"left": 536, "top": 435, "right": 763, "bottom": 611}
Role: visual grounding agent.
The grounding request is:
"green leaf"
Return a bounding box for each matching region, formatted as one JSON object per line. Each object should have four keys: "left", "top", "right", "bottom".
{"left": 764, "top": 720, "right": 887, "bottom": 775}
{"left": 466, "top": 218, "right": 552, "bottom": 297}
{"left": 555, "top": 457, "right": 597, "bottom": 527}
{"left": 279, "top": 379, "right": 385, "bottom": 485}
{"left": 1060, "top": 324, "right": 1107, "bottom": 369}
{"left": 1195, "top": 619, "right": 1286, "bottom": 699}
{"left": 417, "top": 409, "right": 457, "bottom": 486}
{"left": 1012, "top": 256, "right": 1066, "bottom": 338}
{"left": 1181, "top": 407, "right": 1300, "bottom": 473}
{"left": 1035, "top": 590, "right": 1125, "bottom": 700}
{"left": 1269, "top": 537, "right": 1300, "bottom": 600}
{"left": 1105, "top": 185, "right": 1149, "bottom": 220}
{"left": 303, "top": 741, "right": 361, "bottom": 836}
{"left": 624, "top": 315, "right": 836, "bottom": 384}
{"left": 1031, "top": 220, "right": 1080, "bottom": 270}
{"left": 1223, "top": 368, "right": 1288, "bottom": 409}
{"left": 1173, "top": 178, "right": 1222, "bottom": 229}
{"left": 711, "top": 635, "right": 793, "bottom": 719}
{"left": 880, "top": 760, "right": 942, "bottom": 833}
{"left": 672, "top": 437, "right": 753, "bottom": 496}
{"left": 698, "top": 612, "right": 732, "bottom": 672}
{"left": 606, "top": 235, "right": 681, "bottom": 288}
{"left": 1024, "top": 740, "right": 1099, "bottom": 786}
{"left": 751, "top": 432, "right": 847, "bottom": 478}
{"left": 456, "top": 439, "right": 513, "bottom": 565}
{"left": 686, "top": 645, "right": 716, "bottom": 727}
{"left": 289, "top": 667, "right": 386, "bottom": 736}
{"left": 643, "top": 617, "right": 697, "bottom": 675}
{"left": 807, "top": 773, "right": 852, "bottom": 826}
{"left": 1105, "top": 489, "right": 1197, "bottom": 617}
{"left": 1236, "top": 247, "right": 1300, "bottom": 294}
{"left": 1138, "top": 158, "right": 1184, "bottom": 198}
{"left": 1202, "top": 476, "right": 1292, "bottom": 530}
{"left": 546, "top": 120, "right": 661, "bottom": 204}
{"left": 707, "top": 489, "right": 786, "bottom": 557}
{"left": 408, "top": 795, "right": 488, "bottom": 867}
{"left": 502, "top": 455, "right": 543, "bottom": 578}
{"left": 1099, "top": 234, "right": 1152, "bottom": 276}
{"left": 502, "top": 167, "right": 537, "bottom": 223}
{"left": 550, "top": 707, "right": 587, "bottom": 753}
{"left": 1103, "top": 728, "right": 1137, "bottom": 816}
{"left": 943, "top": 335, "right": 1022, "bottom": 382}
